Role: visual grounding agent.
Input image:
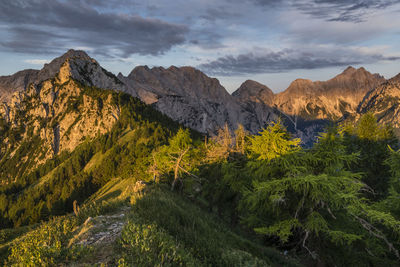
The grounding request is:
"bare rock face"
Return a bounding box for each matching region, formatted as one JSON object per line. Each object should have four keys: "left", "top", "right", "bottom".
{"left": 0, "top": 69, "right": 39, "bottom": 102}
{"left": 0, "top": 49, "right": 130, "bottom": 104}
{"left": 121, "top": 66, "right": 278, "bottom": 135}
{"left": 230, "top": 67, "right": 387, "bottom": 145}
{"left": 358, "top": 75, "right": 400, "bottom": 129}
{"left": 274, "top": 67, "right": 385, "bottom": 120}
{"left": 232, "top": 80, "right": 275, "bottom": 106}
{"left": 1, "top": 50, "right": 394, "bottom": 152}
{"left": 0, "top": 50, "right": 122, "bottom": 164}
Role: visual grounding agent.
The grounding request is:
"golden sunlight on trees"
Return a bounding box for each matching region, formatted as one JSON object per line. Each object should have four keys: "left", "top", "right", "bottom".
{"left": 152, "top": 128, "right": 200, "bottom": 190}
{"left": 248, "top": 120, "right": 300, "bottom": 161}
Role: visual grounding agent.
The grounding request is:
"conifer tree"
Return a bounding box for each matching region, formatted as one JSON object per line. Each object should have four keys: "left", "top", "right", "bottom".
{"left": 243, "top": 125, "right": 400, "bottom": 261}
{"left": 154, "top": 128, "right": 199, "bottom": 190}
{"left": 248, "top": 120, "right": 300, "bottom": 161}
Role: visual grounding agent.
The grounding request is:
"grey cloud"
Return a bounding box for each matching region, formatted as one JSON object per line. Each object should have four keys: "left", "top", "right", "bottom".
{"left": 293, "top": 0, "right": 400, "bottom": 22}
{"left": 198, "top": 48, "right": 400, "bottom": 76}
{"left": 200, "top": 7, "right": 240, "bottom": 22}
{"left": 252, "top": 0, "right": 400, "bottom": 22}
{"left": 0, "top": 0, "right": 188, "bottom": 56}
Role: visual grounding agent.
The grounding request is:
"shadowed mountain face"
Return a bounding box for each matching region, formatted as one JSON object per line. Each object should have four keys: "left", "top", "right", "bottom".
{"left": 118, "top": 65, "right": 280, "bottom": 135}
{"left": 0, "top": 69, "right": 39, "bottom": 102}
{"left": 232, "top": 80, "right": 275, "bottom": 106}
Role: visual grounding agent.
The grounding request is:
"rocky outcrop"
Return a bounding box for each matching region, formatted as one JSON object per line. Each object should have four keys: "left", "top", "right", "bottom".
{"left": 2, "top": 50, "right": 396, "bottom": 151}
{"left": 0, "top": 49, "right": 130, "bottom": 104}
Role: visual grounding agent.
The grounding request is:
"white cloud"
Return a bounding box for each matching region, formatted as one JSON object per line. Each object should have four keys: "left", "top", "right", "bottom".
{"left": 24, "top": 59, "right": 50, "bottom": 65}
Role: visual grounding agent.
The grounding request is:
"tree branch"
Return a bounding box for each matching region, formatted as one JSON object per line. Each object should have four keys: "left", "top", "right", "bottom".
{"left": 352, "top": 214, "right": 400, "bottom": 260}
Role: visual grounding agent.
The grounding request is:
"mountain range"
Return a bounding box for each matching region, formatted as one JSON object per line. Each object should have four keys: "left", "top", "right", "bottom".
{"left": 1, "top": 49, "right": 399, "bottom": 151}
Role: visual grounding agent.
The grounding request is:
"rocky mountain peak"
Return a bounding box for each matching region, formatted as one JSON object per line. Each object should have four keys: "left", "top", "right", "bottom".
{"left": 232, "top": 80, "right": 275, "bottom": 106}
{"left": 341, "top": 66, "right": 358, "bottom": 75}
{"left": 37, "top": 49, "right": 96, "bottom": 83}
{"left": 0, "top": 69, "right": 40, "bottom": 102}
{"left": 127, "top": 65, "right": 230, "bottom": 102}
{"left": 280, "top": 79, "right": 315, "bottom": 97}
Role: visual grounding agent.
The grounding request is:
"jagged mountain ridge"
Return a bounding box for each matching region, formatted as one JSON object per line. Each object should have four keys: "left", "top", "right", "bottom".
{"left": 0, "top": 50, "right": 130, "bottom": 103}
{"left": 1, "top": 49, "right": 399, "bottom": 145}
{"left": 232, "top": 66, "right": 386, "bottom": 121}
{"left": 118, "top": 65, "right": 280, "bottom": 135}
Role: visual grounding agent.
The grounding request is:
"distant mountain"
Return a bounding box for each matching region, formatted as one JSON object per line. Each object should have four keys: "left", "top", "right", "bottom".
{"left": 118, "top": 65, "right": 280, "bottom": 135}
{"left": 274, "top": 66, "right": 385, "bottom": 120}
{"left": 358, "top": 74, "right": 400, "bottom": 130}
{"left": 1, "top": 49, "right": 398, "bottom": 146}
{"left": 232, "top": 80, "right": 275, "bottom": 106}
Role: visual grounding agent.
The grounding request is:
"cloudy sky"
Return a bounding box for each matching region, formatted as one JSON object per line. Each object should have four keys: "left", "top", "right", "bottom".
{"left": 1, "top": 0, "right": 400, "bottom": 92}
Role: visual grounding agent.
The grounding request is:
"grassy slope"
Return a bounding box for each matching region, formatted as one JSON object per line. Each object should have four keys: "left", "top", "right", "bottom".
{"left": 1, "top": 178, "right": 301, "bottom": 266}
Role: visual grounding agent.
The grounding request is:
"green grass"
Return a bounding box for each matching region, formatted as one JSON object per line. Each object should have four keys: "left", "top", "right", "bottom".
{"left": 1, "top": 179, "right": 301, "bottom": 266}
{"left": 118, "top": 185, "right": 300, "bottom": 267}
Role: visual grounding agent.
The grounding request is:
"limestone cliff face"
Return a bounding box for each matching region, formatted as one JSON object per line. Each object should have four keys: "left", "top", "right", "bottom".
{"left": 120, "top": 66, "right": 279, "bottom": 135}
{"left": 274, "top": 67, "right": 385, "bottom": 120}
{"left": 0, "top": 50, "right": 122, "bottom": 165}
{"left": 358, "top": 75, "right": 400, "bottom": 128}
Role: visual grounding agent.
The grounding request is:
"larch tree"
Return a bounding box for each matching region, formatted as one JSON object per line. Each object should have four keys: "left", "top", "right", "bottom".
{"left": 154, "top": 128, "right": 199, "bottom": 190}
{"left": 243, "top": 125, "right": 400, "bottom": 261}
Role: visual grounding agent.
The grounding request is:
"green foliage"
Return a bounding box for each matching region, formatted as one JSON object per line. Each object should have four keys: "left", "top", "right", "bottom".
{"left": 235, "top": 124, "right": 400, "bottom": 265}
{"left": 2, "top": 77, "right": 400, "bottom": 267}
{"left": 248, "top": 121, "right": 300, "bottom": 161}
{"left": 118, "top": 217, "right": 200, "bottom": 267}
{"left": 380, "top": 147, "right": 400, "bottom": 218}
{"left": 154, "top": 128, "right": 201, "bottom": 190}
{"left": 0, "top": 85, "right": 180, "bottom": 229}
{"left": 118, "top": 186, "right": 298, "bottom": 267}
{"left": 6, "top": 216, "right": 87, "bottom": 266}
{"left": 341, "top": 113, "right": 398, "bottom": 199}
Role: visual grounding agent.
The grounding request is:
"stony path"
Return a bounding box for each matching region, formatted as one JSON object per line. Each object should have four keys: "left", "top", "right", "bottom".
{"left": 66, "top": 205, "right": 131, "bottom": 266}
